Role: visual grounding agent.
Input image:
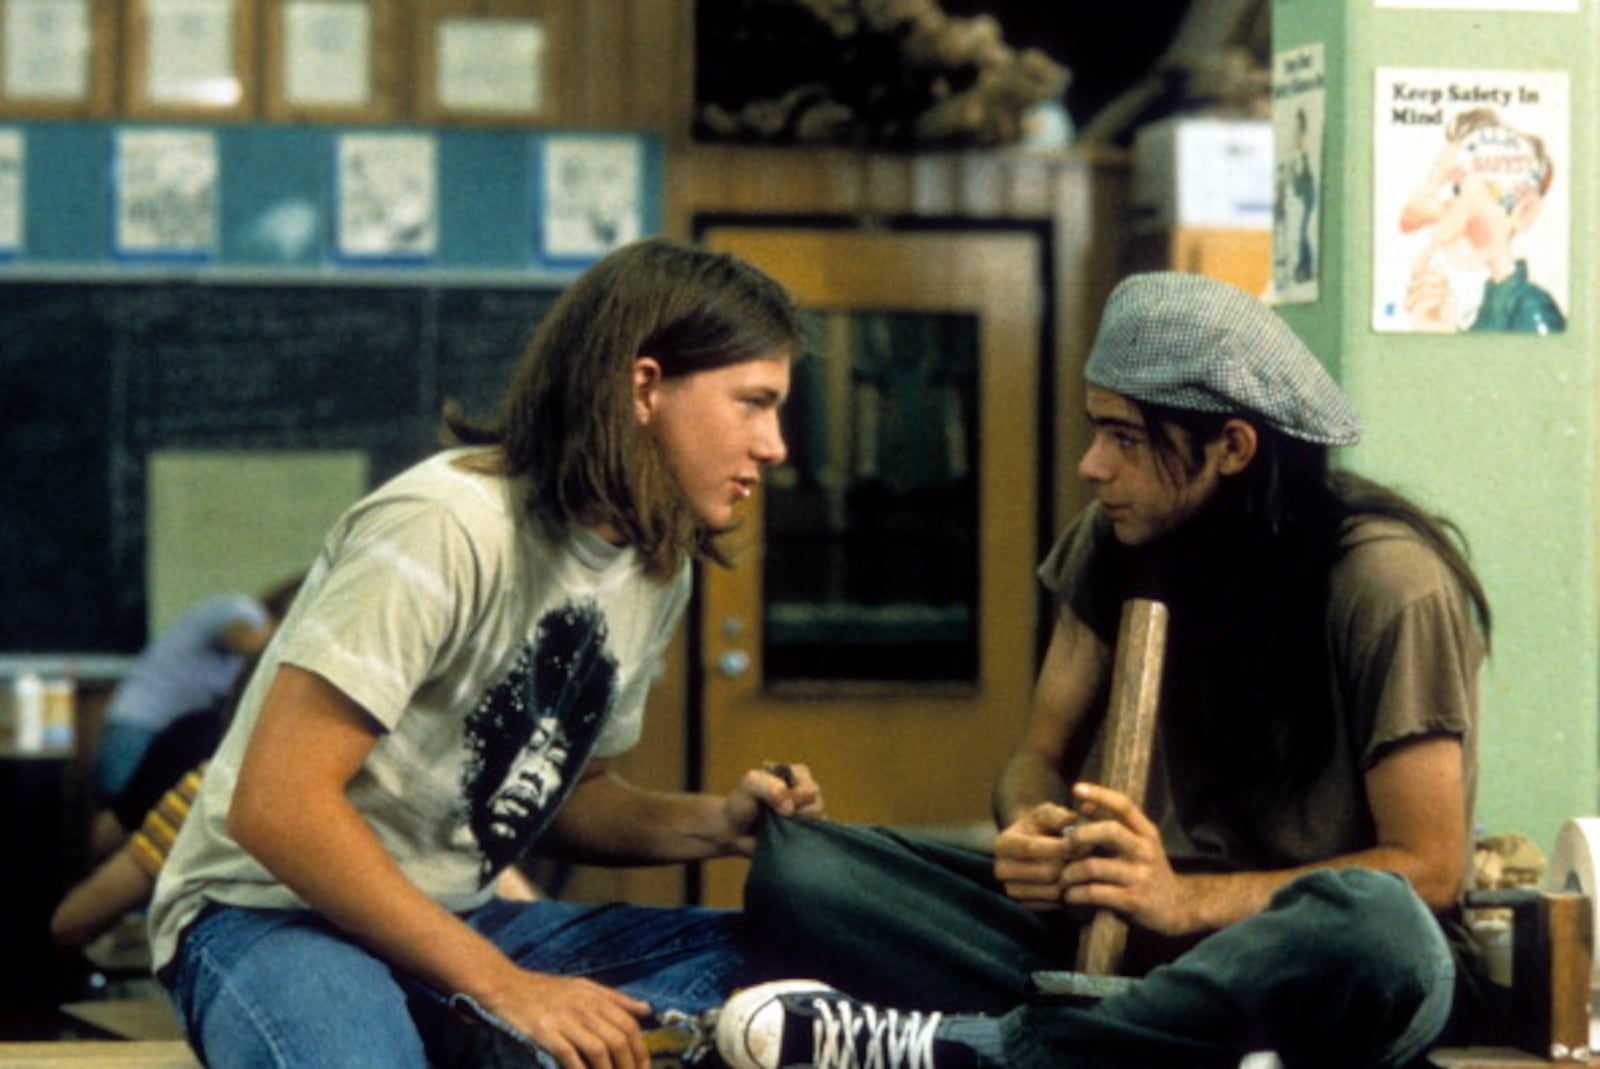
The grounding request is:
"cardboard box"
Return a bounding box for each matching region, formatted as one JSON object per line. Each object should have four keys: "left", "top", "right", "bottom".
{"left": 1132, "top": 117, "right": 1274, "bottom": 231}
{"left": 1122, "top": 227, "right": 1272, "bottom": 298}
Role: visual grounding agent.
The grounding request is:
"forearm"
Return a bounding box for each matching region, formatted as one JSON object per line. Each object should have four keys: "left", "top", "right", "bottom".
{"left": 1169, "top": 739, "right": 1470, "bottom": 932}
{"left": 1171, "top": 844, "right": 1460, "bottom": 935}
{"left": 545, "top": 774, "right": 742, "bottom": 865}
{"left": 996, "top": 610, "right": 1109, "bottom": 830}
{"left": 51, "top": 851, "right": 152, "bottom": 948}
{"left": 992, "top": 747, "right": 1071, "bottom": 829}
{"left": 231, "top": 792, "right": 522, "bottom": 1006}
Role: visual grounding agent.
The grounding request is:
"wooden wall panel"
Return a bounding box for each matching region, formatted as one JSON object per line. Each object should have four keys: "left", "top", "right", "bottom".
{"left": 621, "top": 0, "right": 693, "bottom": 130}
{"left": 403, "top": 0, "right": 693, "bottom": 132}
{"left": 570, "top": 0, "right": 627, "bottom": 124}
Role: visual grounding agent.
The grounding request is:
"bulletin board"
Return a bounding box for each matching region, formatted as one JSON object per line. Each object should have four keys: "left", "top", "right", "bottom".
{"left": 0, "top": 119, "right": 664, "bottom": 653}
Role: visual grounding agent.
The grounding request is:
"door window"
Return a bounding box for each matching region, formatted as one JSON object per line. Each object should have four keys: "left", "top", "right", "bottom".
{"left": 763, "top": 309, "right": 980, "bottom": 685}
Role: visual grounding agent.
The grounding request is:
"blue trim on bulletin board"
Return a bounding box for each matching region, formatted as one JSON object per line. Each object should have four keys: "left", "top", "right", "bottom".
{"left": 1, "top": 121, "right": 662, "bottom": 278}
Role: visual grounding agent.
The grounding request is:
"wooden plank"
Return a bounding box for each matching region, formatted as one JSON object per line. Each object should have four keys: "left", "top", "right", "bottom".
{"left": 0, "top": 1041, "right": 199, "bottom": 1068}
{"left": 1074, "top": 598, "right": 1168, "bottom": 977}
{"left": 1547, "top": 893, "right": 1594, "bottom": 1060}
{"left": 626, "top": 0, "right": 693, "bottom": 132}
{"left": 1430, "top": 1050, "right": 1599, "bottom": 1068}
{"left": 1491, "top": 890, "right": 1595, "bottom": 1059}
{"left": 59, "top": 998, "right": 184, "bottom": 1042}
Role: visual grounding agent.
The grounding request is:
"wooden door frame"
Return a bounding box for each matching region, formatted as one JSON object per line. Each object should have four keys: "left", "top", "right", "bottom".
{"left": 686, "top": 213, "right": 1057, "bottom": 902}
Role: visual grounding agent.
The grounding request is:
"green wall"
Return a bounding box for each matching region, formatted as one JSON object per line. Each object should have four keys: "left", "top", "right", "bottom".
{"left": 1275, "top": 0, "right": 1597, "bottom": 852}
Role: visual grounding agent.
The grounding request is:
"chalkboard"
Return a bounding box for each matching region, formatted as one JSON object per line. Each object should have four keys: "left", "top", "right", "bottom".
{"left": 0, "top": 277, "right": 560, "bottom": 653}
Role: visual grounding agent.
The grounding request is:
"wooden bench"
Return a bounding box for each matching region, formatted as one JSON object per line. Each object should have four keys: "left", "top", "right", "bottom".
{"left": 0, "top": 1040, "right": 200, "bottom": 1067}
{"left": 1431, "top": 1052, "right": 1599, "bottom": 1068}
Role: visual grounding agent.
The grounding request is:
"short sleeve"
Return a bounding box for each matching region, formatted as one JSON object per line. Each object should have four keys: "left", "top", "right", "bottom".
{"left": 276, "top": 495, "right": 493, "bottom": 730}
{"left": 1038, "top": 507, "right": 1123, "bottom": 645}
{"left": 1329, "top": 530, "right": 1485, "bottom": 767}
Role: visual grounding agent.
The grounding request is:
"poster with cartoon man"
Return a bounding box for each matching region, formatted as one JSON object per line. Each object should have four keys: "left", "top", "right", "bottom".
{"left": 1372, "top": 69, "right": 1568, "bottom": 334}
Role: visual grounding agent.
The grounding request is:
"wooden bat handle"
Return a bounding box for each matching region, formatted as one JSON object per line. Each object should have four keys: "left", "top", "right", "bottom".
{"left": 1074, "top": 597, "right": 1169, "bottom": 978}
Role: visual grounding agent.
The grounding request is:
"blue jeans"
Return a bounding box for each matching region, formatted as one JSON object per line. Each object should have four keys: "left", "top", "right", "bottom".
{"left": 746, "top": 816, "right": 1457, "bottom": 1069}
{"left": 164, "top": 897, "right": 748, "bottom": 1068}
{"left": 1000, "top": 868, "right": 1455, "bottom": 1069}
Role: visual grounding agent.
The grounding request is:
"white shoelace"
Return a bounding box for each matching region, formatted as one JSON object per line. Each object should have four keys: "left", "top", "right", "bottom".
{"left": 809, "top": 997, "right": 944, "bottom": 1069}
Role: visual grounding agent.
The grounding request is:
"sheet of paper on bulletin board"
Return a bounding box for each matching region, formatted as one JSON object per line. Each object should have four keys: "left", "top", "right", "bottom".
{"left": 264, "top": 0, "right": 402, "bottom": 123}
{"left": 0, "top": 0, "right": 116, "bottom": 118}
{"left": 1270, "top": 43, "right": 1324, "bottom": 306}
{"left": 123, "top": 0, "right": 257, "bottom": 119}
{"left": 0, "top": 128, "right": 21, "bottom": 253}
{"left": 535, "top": 133, "right": 645, "bottom": 266}
{"left": 146, "top": 449, "right": 368, "bottom": 635}
{"left": 336, "top": 131, "right": 438, "bottom": 261}
{"left": 113, "top": 126, "right": 219, "bottom": 260}
{"left": 417, "top": 0, "right": 565, "bottom": 124}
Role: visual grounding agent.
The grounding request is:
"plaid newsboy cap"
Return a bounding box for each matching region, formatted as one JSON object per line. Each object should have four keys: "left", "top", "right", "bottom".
{"left": 1085, "top": 272, "right": 1361, "bottom": 446}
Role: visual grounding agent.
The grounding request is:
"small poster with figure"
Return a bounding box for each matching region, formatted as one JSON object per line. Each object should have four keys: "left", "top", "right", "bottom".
{"left": 114, "top": 127, "right": 218, "bottom": 258}
{"left": 336, "top": 132, "right": 437, "bottom": 260}
{"left": 536, "top": 134, "right": 644, "bottom": 264}
{"left": 1271, "top": 44, "right": 1325, "bottom": 305}
{"left": 1372, "top": 68, "right": 1568, "bottom": 334}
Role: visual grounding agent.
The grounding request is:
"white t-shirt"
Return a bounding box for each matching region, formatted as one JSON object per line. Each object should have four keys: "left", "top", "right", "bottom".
{"left": 150, "top": 448, "right": 690, "bottom": 972}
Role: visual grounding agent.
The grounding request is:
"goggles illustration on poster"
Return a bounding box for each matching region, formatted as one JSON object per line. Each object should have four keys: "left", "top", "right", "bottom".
{"left": 1372, "top": 68, "right": 1568, "bottom": 335}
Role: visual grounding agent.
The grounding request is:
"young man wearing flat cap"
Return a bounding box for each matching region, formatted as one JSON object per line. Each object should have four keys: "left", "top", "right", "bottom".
{"left": 716, "top": 272, "right": 1493, "bottom": 1069}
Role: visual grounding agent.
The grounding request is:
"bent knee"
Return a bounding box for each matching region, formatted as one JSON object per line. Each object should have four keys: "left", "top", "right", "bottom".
{"left": 1267, "top": 871, "right": 1455, "bottom": 1065}
{"left": 1276, "top": 868, "right": 1449, "bottom": 982}
{"left": 746, "top": 817, "right": 894, "bottom": 921}
{"left": 747, "top": 816, "right": 838, "bottom": 915}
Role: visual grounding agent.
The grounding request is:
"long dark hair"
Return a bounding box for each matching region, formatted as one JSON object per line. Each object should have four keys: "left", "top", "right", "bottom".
{"left": 1139, "top": 400, "right": 1490, "bottom": 640}
{"left": 1132, "top": 400, "right": 1491, "bottom": 802}
{"left": 445, "top": 238, "right": 804, "bottom": 578}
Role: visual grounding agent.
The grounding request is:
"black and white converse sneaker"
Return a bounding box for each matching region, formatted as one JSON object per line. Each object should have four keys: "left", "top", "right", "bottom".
{"left": 715, "top": 980, "right": 976, "bottom": 1069}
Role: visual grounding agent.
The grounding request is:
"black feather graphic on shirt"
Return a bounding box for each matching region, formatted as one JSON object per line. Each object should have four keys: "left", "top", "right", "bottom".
{"left": 461, "top": 601, "right": 618, "bottom": 883}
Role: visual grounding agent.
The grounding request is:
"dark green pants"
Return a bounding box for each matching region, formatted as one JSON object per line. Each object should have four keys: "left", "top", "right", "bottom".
{"left": 745, "top": 816, "right": 1456, "bottom": 1068}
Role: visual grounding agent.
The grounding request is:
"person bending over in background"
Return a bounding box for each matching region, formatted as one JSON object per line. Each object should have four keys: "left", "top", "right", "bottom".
{"left": 87, "top": 605, "right": 303, "bottom": 863}
{"left": 56, "top": 649, "right": 272, "bottom": 949}
{"left": 57, "top": 641, "right": 539, "bottom": 953}
{"left": 148, "top": 237, "right": 823, "bottom": 1069}
{"left": 91, "top": 578, "right": 301, "bottom": 803}
{"left": 721, "top": 271, "right": 1491, "bottom": 1069}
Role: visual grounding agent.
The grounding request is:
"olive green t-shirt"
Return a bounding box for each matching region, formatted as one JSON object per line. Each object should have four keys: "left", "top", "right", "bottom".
{"left": 1038, "top": 507, "right": 1483, "bottom": 882}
